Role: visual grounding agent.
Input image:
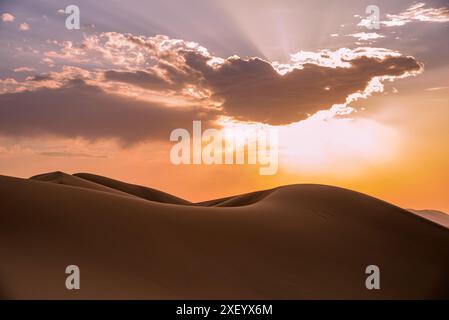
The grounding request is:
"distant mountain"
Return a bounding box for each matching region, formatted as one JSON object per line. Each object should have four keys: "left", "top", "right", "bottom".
{"left": 408, "top": 209, "right": 449, "bottom": 228}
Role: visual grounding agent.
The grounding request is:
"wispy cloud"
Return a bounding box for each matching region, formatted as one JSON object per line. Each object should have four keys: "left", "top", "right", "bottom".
{"left": 38, "top": 151, "right": 107, "bottom": 158}
{"left": 425, "top": 86, "right": 448, "bottom": 91}
{"left": 19, "top": 22, "right": 30, "bottom": 31}
{"left": 358, "top": 2, "right": 449, "bottom": 28}
{"left": 1, "top": 12, "right": 15, "bottom": 22}
{"left": 348, "top": 32, "right": 385, "bottom": 41}
{"left": 14, "top": 67, "right": 36, "bottom": 73}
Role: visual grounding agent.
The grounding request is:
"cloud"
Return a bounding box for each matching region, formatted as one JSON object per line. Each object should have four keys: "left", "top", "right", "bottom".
{"left": 103, "top": 70, "right": 171, "bottom": 91}
{"left": 1, "top": 13, "right": 15, "bottom": 22}
{"left": 184, "top": 51, "right": 421, "bottom": 124}
{"left": 41, "top": 57, "right": 55, "bottom": 68}
{"left": 19, "top": 22, "right": 30, "bottom": 31}
{"left": 38, "top": 151, "right": 106, "bottom": 158}
{"left": 68, "top": 33, "right": 421, "bottom": 124}
{"left": 0, "top": 79, "right": 217, "bottom": 144}
{"left": 0, "top": 32, "right": 423, "bottom": 142}
{"left": 13, "top": 67, "right": 36, "bottom": 73}
{"left": 358, "top": 2, "right": 449, "bottom": 28}
{"left": 42, "top": 33, "right": 212, "bottom": 69}
{"left": 425, "top": 86, "right": 448, "bottom": 92}
{"left": 348, "top": 32, "right": 385, "bottom": 41}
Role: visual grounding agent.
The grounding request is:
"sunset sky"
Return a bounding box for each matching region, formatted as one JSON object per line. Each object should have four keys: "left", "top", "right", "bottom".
{"left": 0, "top": 0, "right": 448, "bottom": 211}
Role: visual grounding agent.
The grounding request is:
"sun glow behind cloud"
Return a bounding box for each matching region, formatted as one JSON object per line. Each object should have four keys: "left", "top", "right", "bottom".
{"left": 216, "top": 104, "right": 399, "bottom": 177}
{"left": 279, "top": 114, "right": 399, "bottom": 176}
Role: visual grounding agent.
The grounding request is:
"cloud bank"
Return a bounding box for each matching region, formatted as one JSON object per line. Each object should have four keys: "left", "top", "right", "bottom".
{"left": 0, "top": 32, "right": 423, "bottom": 143}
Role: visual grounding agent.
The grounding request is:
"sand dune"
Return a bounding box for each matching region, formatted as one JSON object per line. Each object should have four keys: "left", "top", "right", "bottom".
{"left": 30, "top": 171, "right": 137, "bottom": 198}
{"left": 74, "top": 172, "right": 191, "bottom": 205}
{"left": 0, "top": 172, "right": 448, "bottom": 299}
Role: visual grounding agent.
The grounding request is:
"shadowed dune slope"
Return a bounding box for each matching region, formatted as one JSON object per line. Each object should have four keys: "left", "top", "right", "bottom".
{"left": 195, "top": 189, "right": 276, "bottom": 207}
{"left": 0, "top": 173, "right": 449, "bottom": 299}
{"left": 30, "top": 171, "right": 137, "bottom": 198}
{"left": 74, "top": 172, "right": 190, "bottom": 205}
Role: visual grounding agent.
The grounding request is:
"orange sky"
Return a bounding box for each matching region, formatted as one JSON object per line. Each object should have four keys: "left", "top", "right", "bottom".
{"left": 0, "top": 0, "right": 448, "bottom": 212}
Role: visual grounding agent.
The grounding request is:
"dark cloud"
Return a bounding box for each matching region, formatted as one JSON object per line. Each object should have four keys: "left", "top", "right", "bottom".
{"left": 104, "top": 62, "right": 203, "bottom": 93}
{"left": 104, "top": 70, "right": 169, "bottom": 91}
{"left": 99, "top": 50, "right": 422, "bottom": 125}
{"left": 182, "top": 52, "right": 422, "bottom": 124}
{"left": 0, "top": 32, "right": 423, "bottom": 142}
{"left": 29, "top": 74, "right": 53, "bottom": 81}
{"left": 38, "top": 151, "right": 107, "bottom": 158}
{"left": 0, "top": 80, "right": 218, "bottom": 144}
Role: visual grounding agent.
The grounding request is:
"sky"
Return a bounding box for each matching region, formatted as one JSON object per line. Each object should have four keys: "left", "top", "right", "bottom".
{"left": 0, "top": 0, "right": 448, "bottom": 211}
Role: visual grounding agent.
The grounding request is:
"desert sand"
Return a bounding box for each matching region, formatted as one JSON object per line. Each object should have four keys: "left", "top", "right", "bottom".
{"left": 0, "top": 171, "right": 448, "bottom": 299}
